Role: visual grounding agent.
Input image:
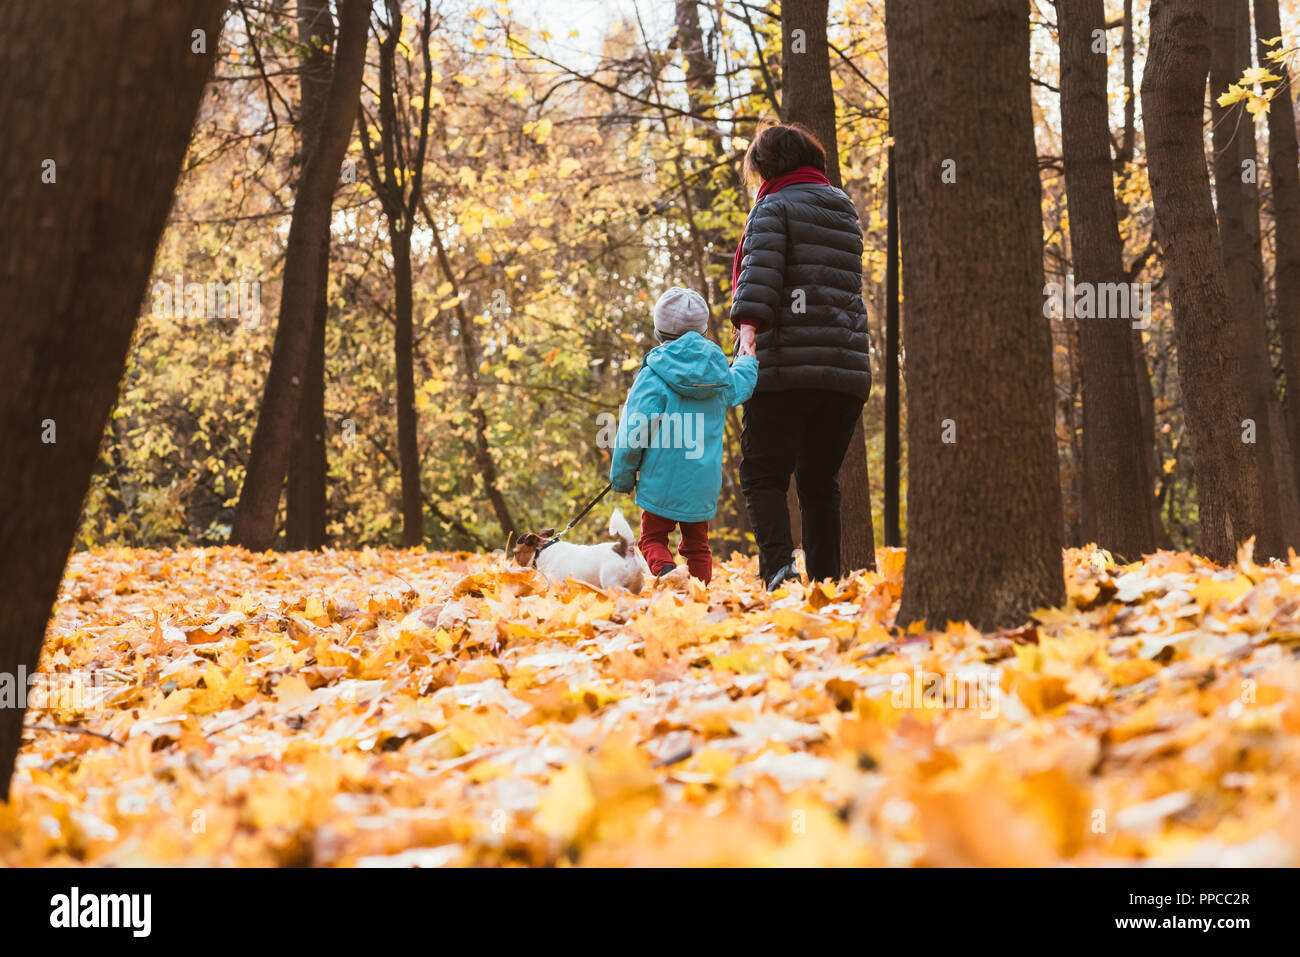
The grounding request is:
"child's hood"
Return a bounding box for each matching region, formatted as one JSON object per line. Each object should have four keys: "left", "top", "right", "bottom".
{"left": 645, "top": 331, "right": 732, "bottom": 400}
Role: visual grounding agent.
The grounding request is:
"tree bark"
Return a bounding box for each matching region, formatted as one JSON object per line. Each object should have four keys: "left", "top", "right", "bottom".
{"left": 673, "top": 0, "right": 729, "bottom": 284}
{"left": 0, "top": 0, "right": 226, "bottom": 800}
{"left": 782, "top": 0, "right": 876, "bottom": 572}
{"left": 1058, "top": 0, "right": 1157, "bottom": 561}
{"left": 1255, "top": 0, "right": 1300, "bottom": 503}
{"left": 674, "top": 1, "right": 750, "bottom": 542}
{"left": 1210, "top": 0, "right": 1300, "bottom": 557}
{"left": 1142, "top": 0, "right": 1260, "bottom": 562}
{"left": 888, "top": 0, "right": 1065, "bottom": 628}
{"left": 286, "top": 0, "right": 334, "bottom": 550}
{"left": 1120, "top": 0, "right": 1171, "bottom": 547}
{"left": 781, "top": 0, "right": 841, "bottom": 186}
{"left": 230, "top": 0, "right": 367, "bottom": 551}
{"left": 1132, "top": 332, "right": 1170, "bottom": 546}
{"left": 884, "top": 144, "right": 902, "bottom": 547}
{"left": 419, "top": 198, "right": 517, "bottom": 540}
{"left": 1233, "top": 0, "right": 1266, "bottom": 294}
{"left": 285, "top": 227, "right": 329, "bottom": 548}
{"left": 392, "top": 227, "right": 423, "bottom": 546}
{"left": 1119, "top": 0, "right": 1137, "bottom": 170}
{"left": 359, "top": 0, "right": 432, "bottom": 548}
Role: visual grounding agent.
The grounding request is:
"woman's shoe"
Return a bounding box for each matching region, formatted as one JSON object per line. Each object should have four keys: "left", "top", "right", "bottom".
{"left": 765, "top": 563, "right": 799, "bottom": 591}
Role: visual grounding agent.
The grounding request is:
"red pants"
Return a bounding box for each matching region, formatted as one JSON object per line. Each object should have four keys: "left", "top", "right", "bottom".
{"left": 639, "top": 511, "right": 713, "bottom": 583}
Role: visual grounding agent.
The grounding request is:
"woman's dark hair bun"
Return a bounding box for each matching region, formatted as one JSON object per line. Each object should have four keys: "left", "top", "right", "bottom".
{"left": 742, "top": 122, "right": 827, "bottom": 183}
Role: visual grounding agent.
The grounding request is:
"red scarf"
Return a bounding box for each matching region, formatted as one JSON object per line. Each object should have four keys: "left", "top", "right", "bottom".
{"left": 731, "top": 166, "right": 832, "bottom": 294}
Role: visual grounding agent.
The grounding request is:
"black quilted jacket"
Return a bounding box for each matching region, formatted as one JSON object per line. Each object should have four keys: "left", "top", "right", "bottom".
{"left": 730, "top": 182, "right": 871, "bottom": 400}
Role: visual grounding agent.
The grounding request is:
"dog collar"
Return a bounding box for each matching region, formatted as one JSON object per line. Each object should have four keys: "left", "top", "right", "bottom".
{"left": 531, "top": 536, "right": 559, "bottom": 568}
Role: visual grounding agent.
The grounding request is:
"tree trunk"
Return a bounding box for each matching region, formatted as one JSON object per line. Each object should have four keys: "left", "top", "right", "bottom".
{"left": 392, "top": 228, "right": 423, "bottom": 546}
{"left": 359, "top": 0, "right": 431, "bottom": 547}
{"left": 1063, "top": 288, "right": 1086, "bottom": 545}
{"left": 836, "top": 419, "right": 876, "bottom": 571}
{"left": 782, "top": 0, "right": 876, "bottom": 572}
{"left": 1233, "top": 0, "right": 1266, "bottom": 296}
{"left": 0, "top": 0, "right": 226, "bottom": 800}
{"left": 422, "top": 207, "right": 517, "bottom": 540}
{"left": 781, "top": 0, "right": 840, "bottom": 183}
{"left": 673, "top": 0, "right": 729, "bottom": 286}
{"left": 286, "top": 0, "right": 334, "bottom": 550}
{"left": 1059, "top": 0, "right": 1157, "bottom": 561}
{"left": 1142, "top": 0, "right": 1260, "bottom": 562}
{"left": 1255, "top": 0, "right": 1300, "bottom": 502}
{"left": 884, "top": 144, "right": 902, "bottom": 547}
{"left": 1242, "top": 0, "right": 1300, "bottom": 554}
{"left": 1120, "top": 0, "right": 1172, "bottom": 547}
{"left": 674, "top": 1, "right": 750, "bottom": 542}
{"left": 887, "top": 0, "right": 1065, "bottom": 629}
{"left": 286, "top": 227, "right": 329, "bottom": 548}
{"left": 1119, "top": 0, "right": 1137, "bottom": 169}
{"left": 230, "top": 0, "right": 367, "bottom": 551}
{"left": 1132, "top": 332, "right": 1170, "bottom": 546}
{"left": 1210, "top": 0, "right": 1300, "bottom": 557}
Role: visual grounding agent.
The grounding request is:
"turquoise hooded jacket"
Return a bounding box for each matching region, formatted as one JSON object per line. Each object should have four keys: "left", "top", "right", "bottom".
{"left": 609, "top": 332, "right": 758, "bottom": 523}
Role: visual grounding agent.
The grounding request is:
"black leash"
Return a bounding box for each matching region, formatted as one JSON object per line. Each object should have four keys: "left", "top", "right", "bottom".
{"left": 535, "top": 483, "right": 614, "bottom": 557}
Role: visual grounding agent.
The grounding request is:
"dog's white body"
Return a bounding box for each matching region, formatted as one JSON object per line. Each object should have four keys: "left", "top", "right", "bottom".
{"left": 533, "top": 509, "right": 651, "bottom": 593}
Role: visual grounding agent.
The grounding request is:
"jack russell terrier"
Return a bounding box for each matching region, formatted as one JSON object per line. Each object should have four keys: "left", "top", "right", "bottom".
{"left": 513, "top": 508, "right": 656, "bottom": 593}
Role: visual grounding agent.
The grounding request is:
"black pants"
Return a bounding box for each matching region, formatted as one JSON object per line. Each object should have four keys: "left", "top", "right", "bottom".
{"left": 740, "top": 388, "right": 865, "bottom": 583}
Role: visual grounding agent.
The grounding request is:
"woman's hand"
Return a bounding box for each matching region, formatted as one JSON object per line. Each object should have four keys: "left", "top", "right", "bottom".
{"left": 737, "top": 323, "right": 757, "bottom": 357}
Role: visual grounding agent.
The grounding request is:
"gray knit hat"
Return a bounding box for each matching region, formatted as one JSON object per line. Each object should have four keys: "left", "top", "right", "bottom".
{"left": 653, "top": 287, "right": 710, "bottom": 342}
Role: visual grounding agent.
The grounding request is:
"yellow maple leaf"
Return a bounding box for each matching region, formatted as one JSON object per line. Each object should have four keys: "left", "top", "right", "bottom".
{"left": 535, "top": 764, "right": 595, "bottom": 842}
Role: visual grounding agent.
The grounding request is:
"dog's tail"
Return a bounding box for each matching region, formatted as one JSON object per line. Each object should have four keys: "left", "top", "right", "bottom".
{"left": 609, "top": 508, "right": 636, "bottom": 556}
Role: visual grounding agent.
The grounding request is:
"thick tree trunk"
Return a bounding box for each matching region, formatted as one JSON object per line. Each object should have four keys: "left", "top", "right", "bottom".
{"left": 1059, "top": 0, "right": 1156, "bottom": 561}
{"left": 392, "top": 228, "right": 423, "bottom": 546}
{"left": 1142, "top": 0, "right": 1260, "bottom": 562}
{"left": 285, "top": 228, "right": 329, "bottom": 548}
{"left": 781, "top": 0, "right": 840, "bottom": 183}
{"left": 1255, "top": 0, "right": 1300, "bottom": 502}
{"left": 1240, "top": 0, "right": 1300, "bottom": 554}
{"left": 1121, "top": 0, "right": 1171, "bottom": 547}
{"left": 230, "top": 0, "right": 367, "bottom": 551}
{"left": 888, "top": 0, "right": 1065, "bottom": 628}
{"left": 0, "top": 0, "right": 226, "bottom": 800}
{"left": 1210, "top": 0, "right": 1300, "bottom": 557}
{"left": 286, "top": 0, "right": 334, "bottom": 550}
{"left": 782, "top": 0, "right": 876, "bottom": 573}
{"left": 836, "top": 420, "right": 876, "bottom": 572}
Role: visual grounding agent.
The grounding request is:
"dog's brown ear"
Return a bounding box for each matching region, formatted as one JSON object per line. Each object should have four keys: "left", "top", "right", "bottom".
{"left": 539, "top": 528, "right": 556, "bottom": 539}
{"left": 513, "top": 532, "right": 543, "bottom": 566}
{"left": 611, "top": 537, "right": 629, "bottom": 558}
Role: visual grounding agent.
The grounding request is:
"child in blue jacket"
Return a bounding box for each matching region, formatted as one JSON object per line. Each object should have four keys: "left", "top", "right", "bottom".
{"left": 610, "top": 287, "right": 758, "bottom": 583}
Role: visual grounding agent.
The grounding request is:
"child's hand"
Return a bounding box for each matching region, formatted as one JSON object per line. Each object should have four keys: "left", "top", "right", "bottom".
{"left": 736, "top": 323, "right": 757, "bottom": 357}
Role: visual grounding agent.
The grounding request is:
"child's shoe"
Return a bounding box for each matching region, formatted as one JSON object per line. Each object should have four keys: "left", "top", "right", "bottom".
{"left": 655, "top": 564, "right": 691, "bottom": 589}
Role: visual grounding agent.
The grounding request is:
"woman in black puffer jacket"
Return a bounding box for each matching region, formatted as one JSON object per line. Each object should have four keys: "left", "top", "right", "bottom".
{"left": 731, "top": 123, "right": 871, "bottom": 590}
